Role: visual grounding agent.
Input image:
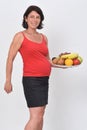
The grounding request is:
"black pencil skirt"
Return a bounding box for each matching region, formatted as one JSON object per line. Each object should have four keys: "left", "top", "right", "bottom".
{"left": 22, "top": 76, "right": 49, "bottom": 108}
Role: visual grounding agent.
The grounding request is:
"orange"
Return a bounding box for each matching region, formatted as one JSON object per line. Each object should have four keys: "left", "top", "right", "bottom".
{"left": 65, "top": 58, "right": 73, "bottom": 66}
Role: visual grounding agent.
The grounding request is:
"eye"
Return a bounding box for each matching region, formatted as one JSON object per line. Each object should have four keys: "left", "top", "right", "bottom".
{"left": 36, "top": 16, "right": 40, "bottom": 19}
{"left": 29, "top": 15, "right": 35, "bottom": 18}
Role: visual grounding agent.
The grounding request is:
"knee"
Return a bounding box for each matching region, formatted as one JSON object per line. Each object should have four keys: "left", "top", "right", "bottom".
{"left": 30, "top": 106, "right": 46, "bottom": 125}
{"left": 34, "top": 113, "right": 44, "bottom": 125}
{"left": 37, "top": 114, "right": 43, "bottom": 124}
{"left": 24, "top": 115, "right": 43, "bottom": 130}
{"left": 32, "top": 111, "right": 44, "bottom": 125}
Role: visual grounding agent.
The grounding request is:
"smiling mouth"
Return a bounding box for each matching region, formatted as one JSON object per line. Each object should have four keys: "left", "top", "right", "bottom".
{"left": 31, "top": 23, "right": 39, "bottom": 27}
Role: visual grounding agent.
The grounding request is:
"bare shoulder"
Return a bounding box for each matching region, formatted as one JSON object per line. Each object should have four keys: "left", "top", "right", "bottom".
{"left": 9, "top": 31, "right": 24, "bottom": 51}
{"left": 41, "top": 33, "right": 48, "bottom": 43}
{"left": 13, "top": 31, "right": 24, "bottom": 42}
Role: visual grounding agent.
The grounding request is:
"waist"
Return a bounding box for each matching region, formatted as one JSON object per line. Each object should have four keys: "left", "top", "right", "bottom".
{"left": 23, "top": 62, "right": 51, "bottom": 76}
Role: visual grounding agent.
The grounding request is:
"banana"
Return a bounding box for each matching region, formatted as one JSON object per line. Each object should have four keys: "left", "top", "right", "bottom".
{"left": 61, "top": 53, "right": 78, "bottom": 59}
{"left": 68, "top": 53, "right": 78, "bottom": 59}
{"left": 60, "top": 54, "right": 70, "bottom": 59}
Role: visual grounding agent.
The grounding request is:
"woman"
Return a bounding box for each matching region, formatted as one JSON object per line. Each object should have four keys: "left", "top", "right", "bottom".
{"left": 4, "top": 5, "right": 65, "bottom": 130}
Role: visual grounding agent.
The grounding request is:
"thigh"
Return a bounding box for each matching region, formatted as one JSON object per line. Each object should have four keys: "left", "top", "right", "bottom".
{"left": 29, "top": 106, "right": 46, "bottom": 118}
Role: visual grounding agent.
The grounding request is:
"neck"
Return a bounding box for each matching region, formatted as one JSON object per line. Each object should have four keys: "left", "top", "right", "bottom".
{"left": 26, "top": 29, "right": 37, "bottom": 35}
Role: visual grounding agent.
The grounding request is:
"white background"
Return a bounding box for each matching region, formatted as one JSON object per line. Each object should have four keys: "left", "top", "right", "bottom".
{"left": 0, "top": 0, "right": 87, "bottom": 130}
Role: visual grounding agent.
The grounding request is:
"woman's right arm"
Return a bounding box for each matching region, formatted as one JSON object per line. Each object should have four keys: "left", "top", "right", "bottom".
{"left": 4, "top": 32, "right": 23, "bottom": 94}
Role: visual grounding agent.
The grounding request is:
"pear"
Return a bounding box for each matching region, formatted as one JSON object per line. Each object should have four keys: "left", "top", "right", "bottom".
{"left": 77, "top": 56, "right": 83, "bottom": 63}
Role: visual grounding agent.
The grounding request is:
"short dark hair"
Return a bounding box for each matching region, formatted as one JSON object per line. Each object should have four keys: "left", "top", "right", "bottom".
{"left": 22, "top": 5, "right": 44, "bottom": 29}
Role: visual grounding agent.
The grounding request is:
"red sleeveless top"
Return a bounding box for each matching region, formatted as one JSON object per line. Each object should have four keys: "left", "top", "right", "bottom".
{"left": 19, "top": 33, "right": 51, "bottom": 77}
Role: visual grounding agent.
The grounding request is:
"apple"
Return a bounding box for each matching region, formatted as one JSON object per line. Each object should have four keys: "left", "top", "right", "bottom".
{"left": 73, "top": 58, "right": 81, "bottom": 65}
{"left": 57, "top": 58, "right": 65, "bottom": 65}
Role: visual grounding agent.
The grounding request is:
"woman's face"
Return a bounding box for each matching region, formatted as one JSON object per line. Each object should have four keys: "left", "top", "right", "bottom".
{"left": 25, "top": 11, "right": 41, "bottom": 29}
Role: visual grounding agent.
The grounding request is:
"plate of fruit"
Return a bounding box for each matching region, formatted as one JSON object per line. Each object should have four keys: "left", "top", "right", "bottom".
{"left": 52, "top": 52, "right": 83, "bottom": 68}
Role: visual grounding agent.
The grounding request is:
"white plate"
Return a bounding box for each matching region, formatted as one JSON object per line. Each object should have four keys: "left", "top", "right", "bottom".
{"left": 53, "top": 64, "right": 79, "bottom": 68}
